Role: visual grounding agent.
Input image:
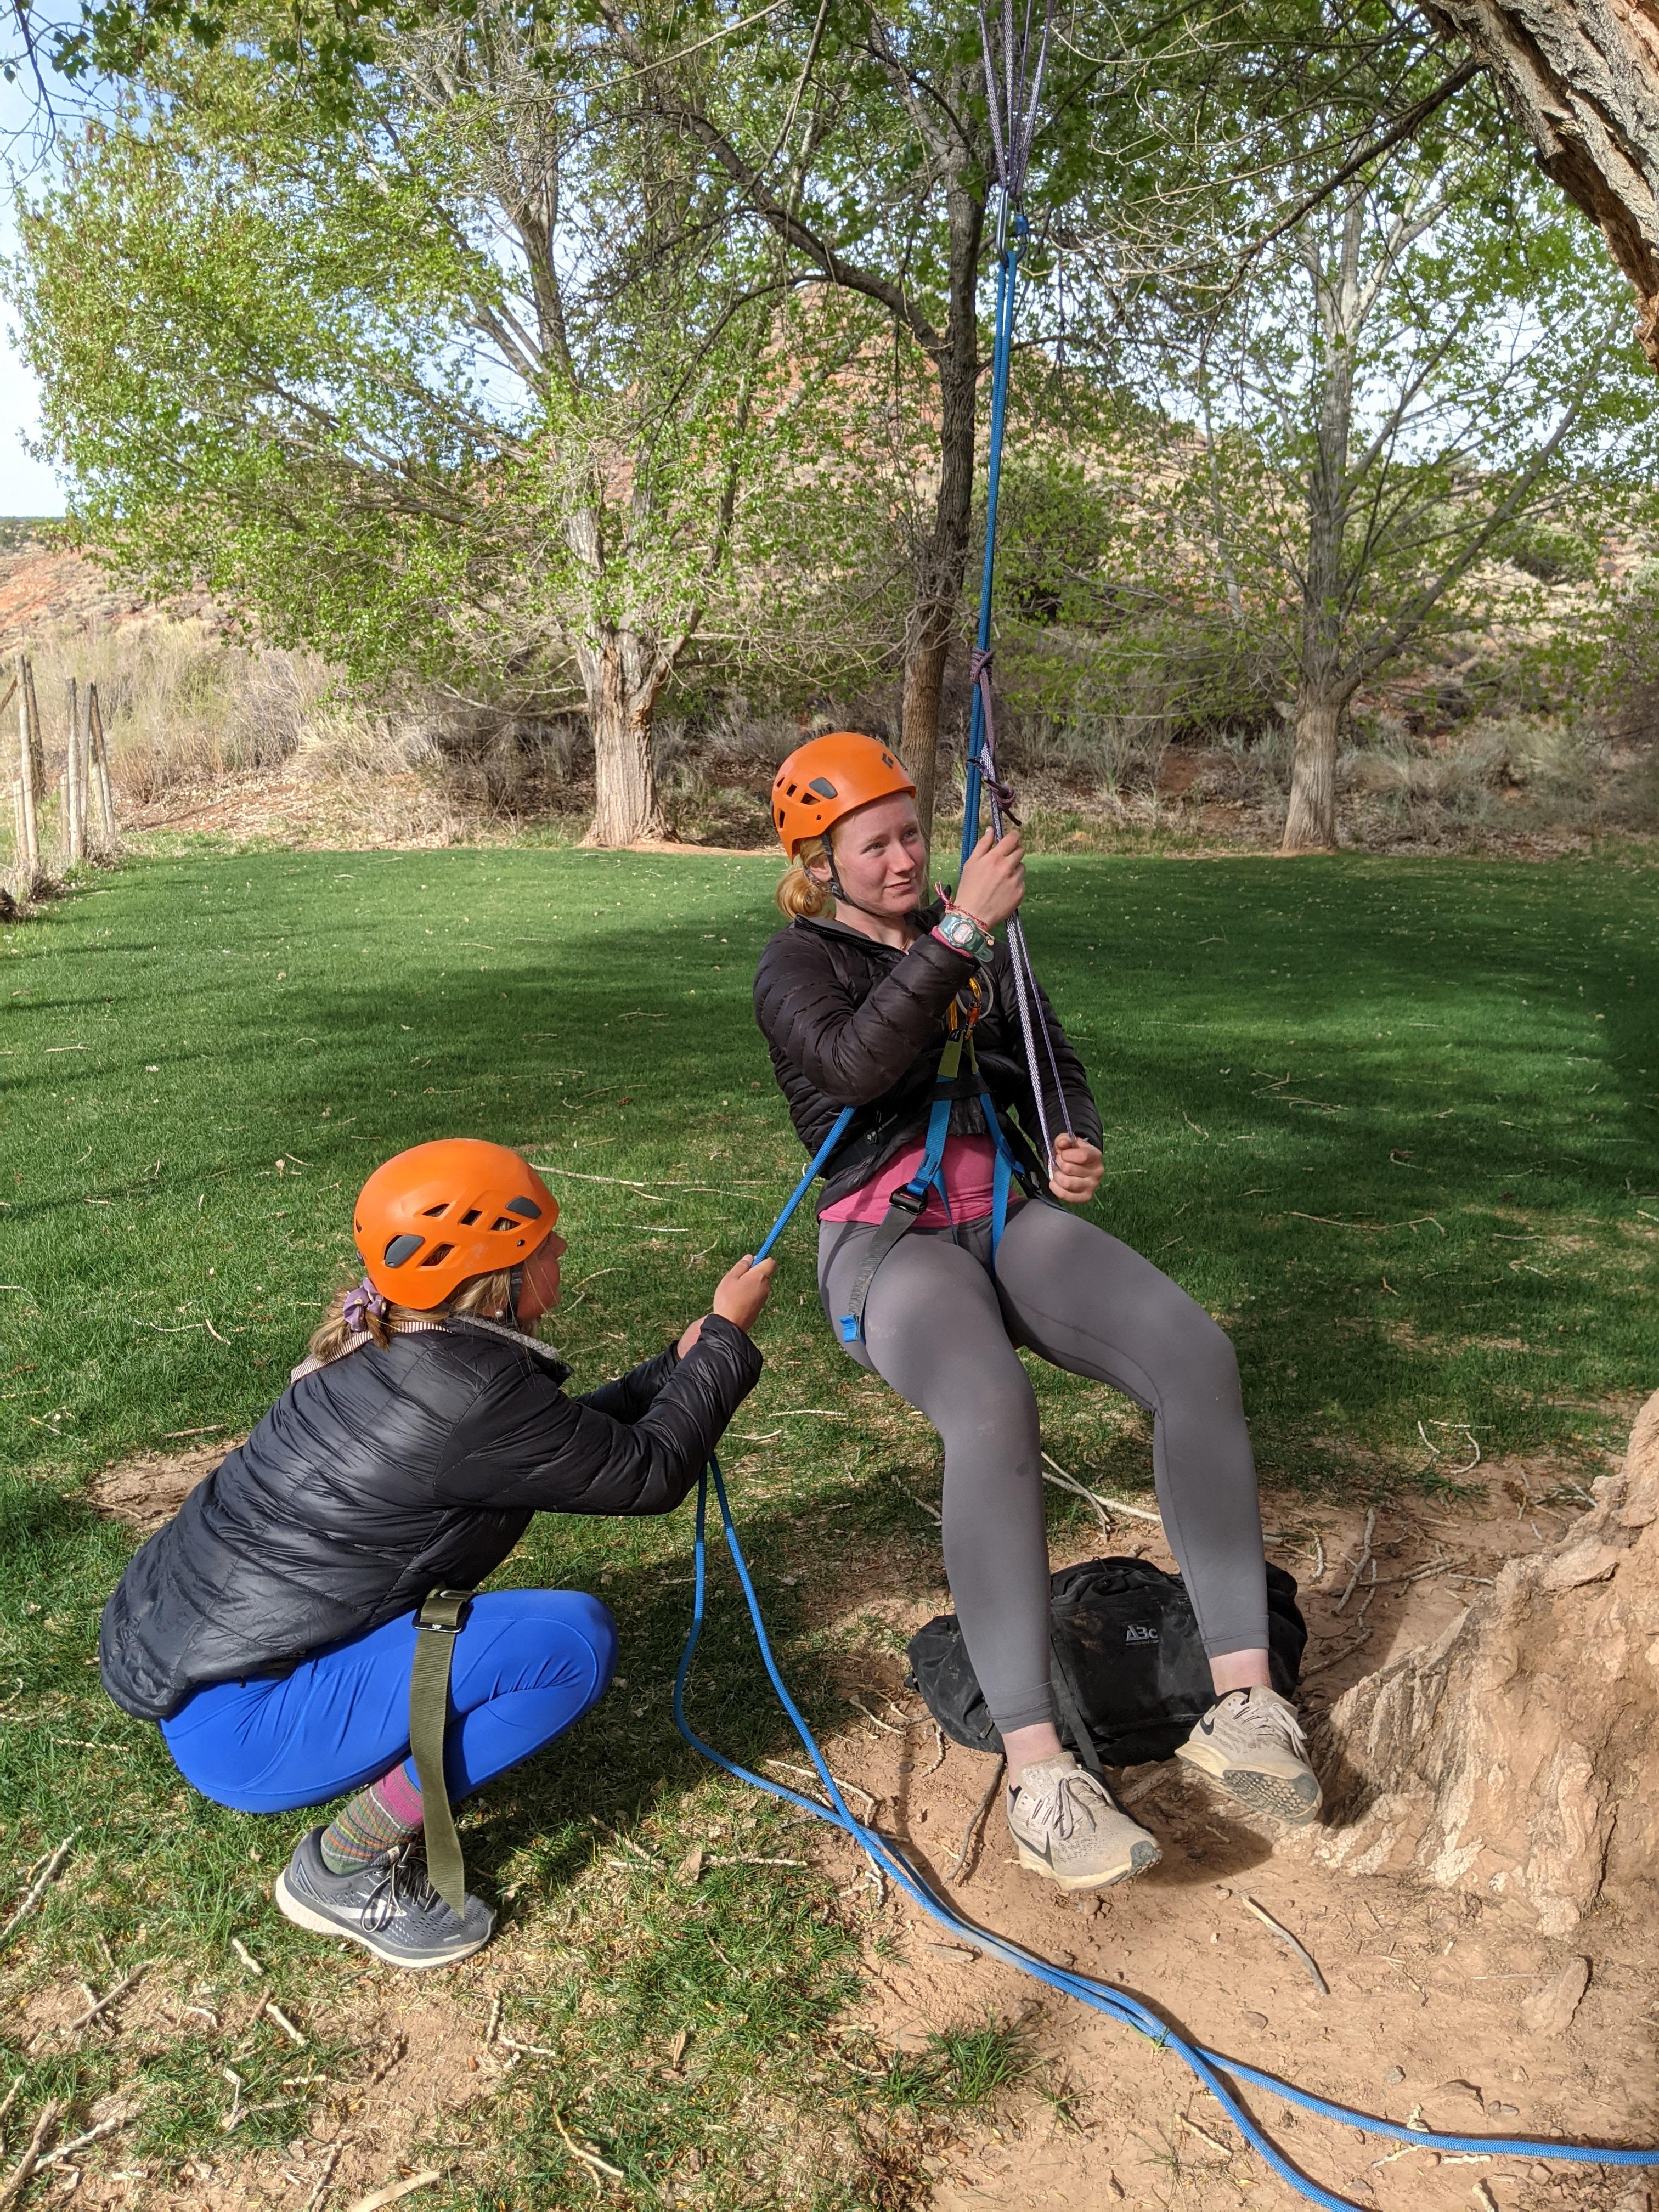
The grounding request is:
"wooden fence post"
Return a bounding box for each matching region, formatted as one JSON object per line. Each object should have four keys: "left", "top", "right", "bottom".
{"left": 88, "top": 684, "right": 116, "bottom": 847}
{"left": 65, "top": 677, "right": 85, "bottom": 864}
{"left": 16, "top": 657, "right": 40, "bottom": 876}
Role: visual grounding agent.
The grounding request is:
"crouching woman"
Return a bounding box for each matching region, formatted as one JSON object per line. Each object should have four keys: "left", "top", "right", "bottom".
{"left": 99, "top": 1139, "right": 772, "bottom": 1971}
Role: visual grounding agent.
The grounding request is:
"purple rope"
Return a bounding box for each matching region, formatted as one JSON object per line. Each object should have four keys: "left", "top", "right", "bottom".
{"left": 967, "top": 647, "right": 1074, "bottom": 1170}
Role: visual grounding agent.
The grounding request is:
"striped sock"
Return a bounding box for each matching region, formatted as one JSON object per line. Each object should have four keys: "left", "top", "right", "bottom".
{"left": 319, "top": 1762, "right": 424, "bottom": 1874}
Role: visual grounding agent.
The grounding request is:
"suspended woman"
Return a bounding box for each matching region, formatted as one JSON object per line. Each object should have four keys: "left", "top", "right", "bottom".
{"left": 753, "top": 732, "right": 1320, "bottom": 1891}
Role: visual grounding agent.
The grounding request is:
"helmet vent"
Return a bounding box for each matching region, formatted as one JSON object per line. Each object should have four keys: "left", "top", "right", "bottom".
{"left": 420, "top": 1201, "right": 448, "bottom": 1217}
{"left": 383, "top": 1233, "right": 424, "bottom": 1268}
{"left": 459, "top": 1207, "right": 482, "bottom": 1226}
{"left": 419, "top": 1242, "right": 455, "bottom": 1268}
{"left": 490, "top": 1216, "right": 520, "bottom": 1233}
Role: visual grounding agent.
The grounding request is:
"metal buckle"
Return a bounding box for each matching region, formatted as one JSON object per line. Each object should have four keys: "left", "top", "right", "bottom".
{"left": 416, "top": 1589, "right": 471, "bottom": 1634}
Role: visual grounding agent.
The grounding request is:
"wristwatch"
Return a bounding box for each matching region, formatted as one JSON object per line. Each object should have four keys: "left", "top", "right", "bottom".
{"left": 933, "top": 908, "right": 995, "bottom": 961}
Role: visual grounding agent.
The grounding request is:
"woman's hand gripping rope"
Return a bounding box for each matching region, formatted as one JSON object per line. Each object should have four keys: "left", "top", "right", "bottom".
{"left": 1047, "top": 1134, "right": 1104, "bottom": 1206}
{"left": 676, "top": 1255, "right": 777, "bottom": 1357}
{"left": 953, "top": 825, "right": 1026, "bottom": 932}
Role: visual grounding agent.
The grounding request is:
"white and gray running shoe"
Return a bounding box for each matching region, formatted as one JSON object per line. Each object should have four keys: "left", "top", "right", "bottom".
{"left": 1006, "top": 1753, "right": 1161, "bottom": 1891}
{"left": 1176, "top": 1686, "right": 1323, "bottom": 1824}
{"left": 275, "top": 1830, "right": 496, "bottom": 1969}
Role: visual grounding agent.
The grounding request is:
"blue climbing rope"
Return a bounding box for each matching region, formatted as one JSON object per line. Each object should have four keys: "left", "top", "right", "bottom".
{"left": 960, "top": 0, "right": 1050, "bottom": 877}
{"left": 673, "top": 1453, "right": 1659, "bottom": 2210}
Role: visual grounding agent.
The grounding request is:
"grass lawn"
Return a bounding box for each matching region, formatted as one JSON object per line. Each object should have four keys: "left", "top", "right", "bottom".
{"left": 0, "top": 845, "right": 1656, "bottom": 2203}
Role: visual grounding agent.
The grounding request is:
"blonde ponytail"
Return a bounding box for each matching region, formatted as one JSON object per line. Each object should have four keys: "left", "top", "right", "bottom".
{"left": 776, "top": 833, "right": 835, "bottom": 920}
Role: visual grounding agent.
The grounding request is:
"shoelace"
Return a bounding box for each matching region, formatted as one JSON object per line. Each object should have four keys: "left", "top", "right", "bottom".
{"left": 359, "top": 1847, "right": 441, "bottom": 1929}
{"left": 1020, "top": 1767, "right": 1113, "bottom": 1842}
{"left": 1223, "top": 1691, "right": 1308, "bottom": 1751}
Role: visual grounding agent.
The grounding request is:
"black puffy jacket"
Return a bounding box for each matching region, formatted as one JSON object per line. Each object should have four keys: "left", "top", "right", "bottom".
{"left": 752, "top": 910, "right": 1102, "bottom": 1210}
{"left": 100, "top": 1313, "right": 761, "bottom": 1722}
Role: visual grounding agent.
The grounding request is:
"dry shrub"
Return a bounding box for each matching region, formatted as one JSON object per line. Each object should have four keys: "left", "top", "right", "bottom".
{"left": 20, "top": 618, "right": 336, "bottom": 803}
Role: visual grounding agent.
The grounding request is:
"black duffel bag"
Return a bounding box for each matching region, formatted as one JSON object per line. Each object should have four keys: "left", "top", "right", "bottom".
{"left": 907, "top": 1555, "right": 1308, "bottom": 1774}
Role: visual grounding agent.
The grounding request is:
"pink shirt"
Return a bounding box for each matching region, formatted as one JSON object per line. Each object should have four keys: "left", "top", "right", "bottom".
{"left": 820, "top": 1133, "right": 1003, "bottom": 1227}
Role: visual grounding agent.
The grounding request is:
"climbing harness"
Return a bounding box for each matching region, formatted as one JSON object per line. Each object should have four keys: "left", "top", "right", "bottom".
{"left": 834, "top": 989, "right": 1029, "bottom": 1347}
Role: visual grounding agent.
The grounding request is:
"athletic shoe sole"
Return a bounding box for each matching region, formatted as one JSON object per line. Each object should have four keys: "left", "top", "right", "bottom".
{"left": 1013, "top": 1835, "right": 1161, "bottom": 1891}
{"left": 1175, "top": 1739, "right": 1323, "bottom": 1824}
{"left": 274, "top": 1870, "right": 493, "bottom": 1970}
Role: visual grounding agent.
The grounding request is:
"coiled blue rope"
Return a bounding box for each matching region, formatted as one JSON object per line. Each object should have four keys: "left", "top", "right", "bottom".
{"left": 673, "top": 1458, "right": 1657, "bottom": 2202}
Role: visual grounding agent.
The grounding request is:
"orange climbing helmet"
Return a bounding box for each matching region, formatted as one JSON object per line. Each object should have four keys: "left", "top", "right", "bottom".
{"left": 771, "top": 731, "right": 916, "bottom": 857}
{"left": 354, "top": 1139, "right": 558, "bottom": 1311}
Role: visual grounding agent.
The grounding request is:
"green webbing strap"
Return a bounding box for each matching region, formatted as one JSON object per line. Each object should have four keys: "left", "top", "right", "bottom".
{"left": 410, "top": 1587, "right": 473, "bottom": 1915}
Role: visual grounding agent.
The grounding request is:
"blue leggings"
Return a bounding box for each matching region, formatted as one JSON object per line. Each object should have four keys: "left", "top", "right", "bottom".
{"left": 160, "top": 1589, "right": 618, "bottom": 1815}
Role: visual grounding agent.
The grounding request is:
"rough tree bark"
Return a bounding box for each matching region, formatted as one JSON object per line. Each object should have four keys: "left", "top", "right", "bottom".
{"left": 576, "top": 625, "right": 673, "bottom": 847}
{"left": 1433, "top": 0, "right": 1659, "bottom": 364}
{"left": 1283, "top": 203, "right": 1362, "bottom": 853}
{"left": 900, "top": 170, "right": 985, "bottom": 856}
{"left": 1308, "top": 1391, "right": 1659, "bottom": 1936}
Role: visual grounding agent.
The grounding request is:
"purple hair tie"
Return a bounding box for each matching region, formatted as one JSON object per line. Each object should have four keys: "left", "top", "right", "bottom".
{"left": 342, "top": 1277, "right": 389, "bottom": 1334}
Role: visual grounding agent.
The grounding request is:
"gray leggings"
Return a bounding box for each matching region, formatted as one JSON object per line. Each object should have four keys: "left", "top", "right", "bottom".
{"left": 819, "top": 1200, "right": 1268, "bottom": 1735}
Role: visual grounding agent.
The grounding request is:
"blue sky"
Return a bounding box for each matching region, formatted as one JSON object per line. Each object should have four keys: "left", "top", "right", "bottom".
{"left": 2, "top": 67, "right": 77, "bottom": 516}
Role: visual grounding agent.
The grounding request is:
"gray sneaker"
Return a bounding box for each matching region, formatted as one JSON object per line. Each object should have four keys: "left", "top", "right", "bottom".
{"left": 274, "top": 1829, "right": 496, "bottom": 1969}
{"left": 1176, "top": 1686, "right": 1323, "bottom": 1824}
{"left": 1006, "top": 1753, "right": 1161, "bottom": 1891}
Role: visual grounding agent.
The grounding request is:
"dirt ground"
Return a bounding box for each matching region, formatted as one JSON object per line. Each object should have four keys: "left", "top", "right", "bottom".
{"left": 815, "top": 1473, "right": 1658, "bottom": 2212}
{"left": 74, "top": 1446, "right": 1658, "bottom": 2212}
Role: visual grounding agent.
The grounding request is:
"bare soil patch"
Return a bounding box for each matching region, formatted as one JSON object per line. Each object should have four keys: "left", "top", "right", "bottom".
{"left": 87, "top": 1444, "right": 244, "bottom": 1536}
{"left": 798, "top": 1477, "right": 1657, "bottom": 2212}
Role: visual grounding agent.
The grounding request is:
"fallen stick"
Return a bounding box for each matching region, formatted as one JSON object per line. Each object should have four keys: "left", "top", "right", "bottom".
{"left": 1178, "top": 2111, "right": 1233, "bottom": 2159}
{"left": 264, "top": 2000, "right": 308, "bottom": 2047}
{"left": 552, "top": 2110, "right": 624, "bottom": 2183}
{"left": 0, "top": 1836, "right": 75, "bottom": 1953}
{"left": 1334, "top": 1508, "right": 1377, "bottom": 1614}
{"left": 1241, "top": 1895, "right": 1328, "bottom": 1995}
{"left": 885, "top": 1471, "right": 942, "bottom": 1526}
{"left": 1302, "top": 1630, "right": 1373, "bottom": 1679}
{"left": 848, "top": 1697, "right": 905, "bottom": 1735}
{"left": 498, "top": 2030, "right": 558, "bottom": 2059}
{"left": 230, "top": 1936, "right": 263, "bottom": 1976}
{"left": 763, "top": 1760, "right": 877, "bottom": 1815}
{"left": 301, "top": 2138, "right": 347, "bottom": 2212}
{"left": 0, "top": 2101, "right": 61, "bottom": 2208}
{"left": 341, "top": 2172, "right": 442, "bottom": 2212}
{"left": 40, "top": 2111, "right": 135, "bottom": 2171}
{"left": 1040, "top": 1453, "right": 1161, "bottom": 1525}
{"left": 947, "top": 1754, "right": 1006, "bottom": 1884}
{"left": 65, "top": 1965, "right": 148, "bottom": 2034}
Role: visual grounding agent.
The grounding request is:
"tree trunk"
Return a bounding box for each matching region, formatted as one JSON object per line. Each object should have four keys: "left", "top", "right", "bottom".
{"left": 901, "top": 166, "right": 986, "bottom": 862}
{"left": 1434, "top": 0, "right": 1659, "bottom": 366}
{"left": 1281, "top": 206, "right": 1361, "bottom": 856}
{"left": 576, "top": 627, "right": 669, "bottom": 848}
{"left": 1281, "top": 689, "right": 1344, "bottom": 851}
{"left": 1307, "top": 1390, "right": 1659, "bottom": 1936}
